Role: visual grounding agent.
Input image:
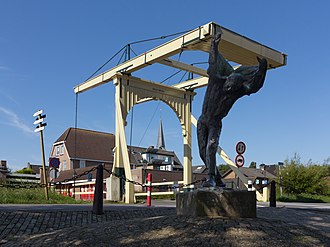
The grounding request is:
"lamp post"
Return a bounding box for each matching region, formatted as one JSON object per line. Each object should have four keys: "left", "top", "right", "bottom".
{"left": 33, "top": 109, "right": 49, "bottom": 200}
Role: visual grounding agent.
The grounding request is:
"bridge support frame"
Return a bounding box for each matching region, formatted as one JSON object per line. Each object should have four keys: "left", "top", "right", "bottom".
{"left": 108, "top": 73, "right": 195, "bottom": 203}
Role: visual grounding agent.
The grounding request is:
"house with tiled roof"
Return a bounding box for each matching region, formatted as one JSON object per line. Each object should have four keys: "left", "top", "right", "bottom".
{"left": 26, "top": 163, "right": 43, "bottom": 175}
{"left": 132, "top": 146, "right": 183, "bottom": 171}
{"left": 222, "top": 166, "right": 277, "bottom": 190}
{"left": 50, "top": 123, "right": 185, "bottom": 200}
{"left": 50, "top": 128, "right": 115, "bottom": 172}
{"left": 50, "top": 127, "right": 183, "bottom": 173}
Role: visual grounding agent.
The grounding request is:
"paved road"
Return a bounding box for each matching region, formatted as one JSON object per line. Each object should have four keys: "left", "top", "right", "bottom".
{"left": 152, "top": 200, "right": 330, "bottom": 210}
{"left": 0, "top": 203, "right": 146, "bottom": 212}
{"left": 0, "top": 202, "right": 329, "bottom": 246}
{"left": 1, "top": 201, "right": 329, "bottom": 211}
{"left": 257, "top": 202, "right": 330, "bottom": 210}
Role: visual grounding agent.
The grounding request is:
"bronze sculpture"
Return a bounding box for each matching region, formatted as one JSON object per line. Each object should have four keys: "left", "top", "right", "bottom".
{"left": 197, "top": 27, "right": 268, "bottom": 187}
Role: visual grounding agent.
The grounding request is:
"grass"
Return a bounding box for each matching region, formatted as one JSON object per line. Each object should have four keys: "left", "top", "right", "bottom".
{"left": 277, "top": 193, "right": 330, "bottom": 203}
{"left": 6, "top": 187, "right": 329, "bottom": 204}
{"left": 0, "top": 187, "right": 88, "bottom": 204}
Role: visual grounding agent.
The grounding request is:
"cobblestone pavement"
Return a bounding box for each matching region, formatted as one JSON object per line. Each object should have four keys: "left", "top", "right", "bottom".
{"left": 0, "top": 206, "right": 329, "bottom": 247}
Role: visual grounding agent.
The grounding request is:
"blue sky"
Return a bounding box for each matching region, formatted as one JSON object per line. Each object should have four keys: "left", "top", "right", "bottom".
{"left": 1, "top": 1, "right": 329, "bottom": 171}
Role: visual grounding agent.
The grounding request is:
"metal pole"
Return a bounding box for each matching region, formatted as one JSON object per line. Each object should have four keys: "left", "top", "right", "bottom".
{"left": 270, "top": 180, "right": 276, "bottom": 207}
{"left": 146, "top": 173, "right": 152, "bottom": 206}
{"left": 279, "top": 163, "right": 283, "bottom": 197}
{"left": 280, "top": 176, "right": 283, "bottom": 197}
{"left": 93, "top": 164, "right": 104, "bottom": 214}
{"left": 39, "top": 129, "right": 49, "bottom": 200}
{"left": 127, "top": 44, "right": 131, "bottom": 60}
{"left": 248, "top": 180, "right": 253, "bottom": 191}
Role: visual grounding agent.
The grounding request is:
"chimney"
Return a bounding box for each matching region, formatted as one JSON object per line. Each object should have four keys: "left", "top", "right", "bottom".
{"left": 0, "top": 160, "right": 7, "bottom": 169}
{"left": 260, "top": 164, "right": 266, "bottom": 171}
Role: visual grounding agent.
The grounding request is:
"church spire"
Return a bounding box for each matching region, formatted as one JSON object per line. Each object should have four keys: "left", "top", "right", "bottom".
{"left": 157, "top": 119, "right": 166, "bottom": 150}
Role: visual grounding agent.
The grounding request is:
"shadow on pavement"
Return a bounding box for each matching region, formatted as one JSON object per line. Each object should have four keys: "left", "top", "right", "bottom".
{"left": 1, "top": 207, "right": 329, "bottom": 247}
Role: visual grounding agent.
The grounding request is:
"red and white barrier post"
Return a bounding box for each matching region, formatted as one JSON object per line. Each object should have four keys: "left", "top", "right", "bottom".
{"left": 248, "top": 180, "right": 253, "bottom": 191}
{"left": 146, "top": 173, "right": 152, "bottom": 206}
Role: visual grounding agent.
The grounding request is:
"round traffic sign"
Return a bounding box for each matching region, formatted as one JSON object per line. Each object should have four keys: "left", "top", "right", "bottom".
{"left": 236, "top": 141, "right": 246, "bottom": 154}
{"left": 235, "top": 154, "right": 245, "bottom": 167}
{"left": 49, "top": 157, "right": 60, "bottom": 168}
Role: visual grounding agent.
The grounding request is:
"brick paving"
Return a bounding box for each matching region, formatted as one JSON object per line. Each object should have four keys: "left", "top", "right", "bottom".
{"left": 0, "top": 206, "right": 329, "bottom": 246}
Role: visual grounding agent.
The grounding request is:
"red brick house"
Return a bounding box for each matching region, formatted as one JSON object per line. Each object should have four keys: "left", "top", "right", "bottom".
{"left": 50, "top": 128, "right": 115, "bottom": 172}
{"left": 50, "top": 127, "right": 185, "bottom": 200}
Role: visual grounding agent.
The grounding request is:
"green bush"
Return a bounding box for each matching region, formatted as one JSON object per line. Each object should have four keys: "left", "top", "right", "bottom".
{"left": 280, "top": 154, "right": 330, "bottom": 195}
{"left": 277, "top": 193, "right": 330, "bottom": 203}
{"left": 218, "top": 164, "right": 230, "bottom": 175}
{"left": 15, "top": 168, "right": 35, "bottom": 174}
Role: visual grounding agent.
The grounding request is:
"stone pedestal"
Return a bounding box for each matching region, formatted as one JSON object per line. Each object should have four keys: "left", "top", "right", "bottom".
{"left": 176, "top": 188, "right": 256, "bottom": 218}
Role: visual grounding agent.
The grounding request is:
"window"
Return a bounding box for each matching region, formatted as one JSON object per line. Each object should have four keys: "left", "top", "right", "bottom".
{"left": 255, "top": 179, "right": 260, "bottom": 185}
{"left": 50, "top": 169, "right": 56, "bottom": 179}
{"left": 79, "top": 160, "right": 86, "bottom": 168}
{"left": 60, "top": 145, "right": 64, "bottom": 155}
{"left": 56, "top": 146, "right": 60, "bottom": 156}
{"left": 63, "top": 160, "right": 67, "bottom": 170}
{"left": 166, "top": 165, "right": 172, "bottom": 171}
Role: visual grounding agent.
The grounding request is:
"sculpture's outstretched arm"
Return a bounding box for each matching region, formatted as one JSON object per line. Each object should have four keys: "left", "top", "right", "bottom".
{"left": 207, "top": 27, "right": 233, "bottom": 78}
{"left": 207, "top": 28, "right": 222, "bottom": 75}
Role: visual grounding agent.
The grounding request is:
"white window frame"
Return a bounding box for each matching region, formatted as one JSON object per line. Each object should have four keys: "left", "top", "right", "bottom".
{"left": 79, "top": 160, "right": 86, "bottom": 168}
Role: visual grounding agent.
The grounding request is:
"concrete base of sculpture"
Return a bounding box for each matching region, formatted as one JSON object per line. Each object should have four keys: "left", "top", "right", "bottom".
{"left": 176, "top": 188, "right": 256, "bottom": 218}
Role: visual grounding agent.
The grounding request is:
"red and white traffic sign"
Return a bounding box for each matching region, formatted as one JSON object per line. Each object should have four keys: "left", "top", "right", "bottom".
{"left": 49, "top": 157, "right": 60, "bottom": 169}
{"left": 236, "top": 141, "right": 246, "bottom": 154}
{"left": 235, "top": 154, "right": 245, "bottom": 167}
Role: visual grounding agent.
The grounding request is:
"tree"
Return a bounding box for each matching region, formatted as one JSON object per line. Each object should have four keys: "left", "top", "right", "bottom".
{"left": 305, "top": 165, "right": 329, "bottom": 195}
{"left": 249, "top": 161, "right": 257, "bottom": 168}
{"left": 15, "top": 168, "right": 35, "bottom": 174}
{"left": 218, "top": 164, "right": 230, "bottom": 176}
{"left": 281, "top": 154, "right": 330, "bottom": 195}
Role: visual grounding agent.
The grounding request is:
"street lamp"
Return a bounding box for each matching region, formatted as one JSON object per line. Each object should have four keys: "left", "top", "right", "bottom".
{"left": 33, "top": 109, "right": 49, "bottom": 200}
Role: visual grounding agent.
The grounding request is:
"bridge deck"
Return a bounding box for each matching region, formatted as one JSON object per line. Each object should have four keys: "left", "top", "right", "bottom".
{"left": 74, "top": 22, "right": 286, "bottom": 93}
